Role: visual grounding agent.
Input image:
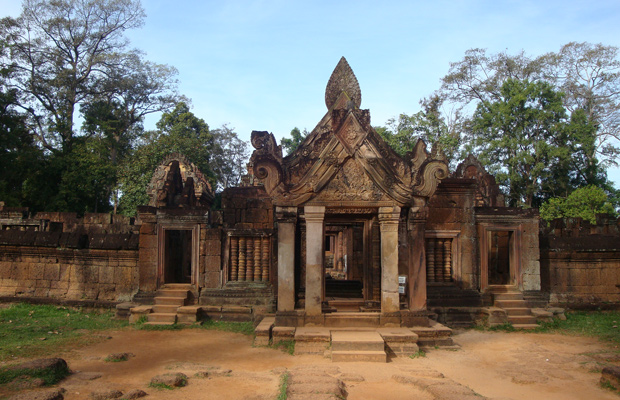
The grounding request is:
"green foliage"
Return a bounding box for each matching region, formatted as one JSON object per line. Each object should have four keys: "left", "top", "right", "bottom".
{"left": 277, "top": 372, "right": 289, "bottom": 400}
{"left": 540, "top": 185, "right": 617, "bottom": 223}
{"left": 0, "top": 303, "right": 127, "bottom": 361}
{"left": 199, "top": 319, "right": 255, "bottom": 336}
{"left": 271, "top": 340, "right": 295, "bottom": 355}
{"left": 0, "top": 364, "right": 69, "bottom": 386}
{"left": 535, "top": 311, "right": 620, "bottom": 344}
{"left": 469, "top": 79, "right": 597, "bottom": 207}
{"left": 281, "top": 127, "right": 307, "bottom": 156}
{"left": 376, "top": 95, "right": 462, "bottom": 165}
{"left": 409, "top": 350, "right": 426, "bottom": 359}
{"left": 117, "top": 102, "right": 216, "bottom": 215}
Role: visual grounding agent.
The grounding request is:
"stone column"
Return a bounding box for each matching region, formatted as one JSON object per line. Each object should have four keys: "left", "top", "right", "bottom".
{"left": 276, "top": 206, "right": 297, "bottom": 312}
{"left": 304, "top": 206, "right": 325, "bottom": 316}
{"left": 378, "top": 206, "right": 401, "bottom": 313}
{"left": 407, "top": 206, "right": 427, "bottom": 310}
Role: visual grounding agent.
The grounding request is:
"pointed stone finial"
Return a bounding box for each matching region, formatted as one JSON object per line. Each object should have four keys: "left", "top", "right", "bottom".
{"left": 325, "top": 57, "right": 361, "bottom": 110}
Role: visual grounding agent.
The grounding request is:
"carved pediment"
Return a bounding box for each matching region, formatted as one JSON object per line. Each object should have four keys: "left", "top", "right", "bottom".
{"left": 250, "top": 58, "right": 449, "bottom": 207}
{"left": 453, "top": 154, "right": 505, "bottom": 207}
{"left": 147, "top": 153, "right": 214, "bottom": 208}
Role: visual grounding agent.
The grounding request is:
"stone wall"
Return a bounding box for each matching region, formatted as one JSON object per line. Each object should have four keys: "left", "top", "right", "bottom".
{"left": 0, "top": 207, "right": 140, "bottom": 303}
{"left": 540, "top": 216, "right": 620, "bottom": 308}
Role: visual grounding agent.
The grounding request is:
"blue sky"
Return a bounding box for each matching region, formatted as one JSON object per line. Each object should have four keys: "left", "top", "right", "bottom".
{"left": 2, "top": 0, "right": 620, "bottom": 185}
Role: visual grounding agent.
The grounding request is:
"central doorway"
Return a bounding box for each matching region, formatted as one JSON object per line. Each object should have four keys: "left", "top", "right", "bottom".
{"left": 323, "top": 220, "right": 371, "bottom": 312}
{"left": 164, "top": 229, "right": 192, "bottom": 283}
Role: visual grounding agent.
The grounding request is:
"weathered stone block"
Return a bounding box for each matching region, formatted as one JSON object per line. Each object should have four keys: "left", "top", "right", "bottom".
{"left": 99, "top": 266, "right": 115, "bottom": 284}
{"left": 42, "top": 264, "right": 60, "bottom": 281}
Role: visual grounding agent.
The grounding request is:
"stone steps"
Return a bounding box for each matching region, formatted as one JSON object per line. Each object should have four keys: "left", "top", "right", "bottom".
{"left": 490, "top": 286, "right": 538, "bottom": 330}
{"left": 324, "top": 312, "right": 380, "bottom": 327}
{"left": 330, "top": 331, "right": 386, "bottom": 362}
{"left": 146, "top": 283, "right": 193, "bottom": 325}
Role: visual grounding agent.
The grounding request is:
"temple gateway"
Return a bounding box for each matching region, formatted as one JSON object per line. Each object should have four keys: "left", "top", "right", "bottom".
{"left": 9, "top": 57, "right": 610, "bottom": 359}
{"left": 133, "top": 57, "right": 542, "bottom": 342}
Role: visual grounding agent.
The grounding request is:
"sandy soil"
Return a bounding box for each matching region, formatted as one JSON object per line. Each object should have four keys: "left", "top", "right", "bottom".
{"left": 8, "top": 328, "right": 620, "bottom": 399}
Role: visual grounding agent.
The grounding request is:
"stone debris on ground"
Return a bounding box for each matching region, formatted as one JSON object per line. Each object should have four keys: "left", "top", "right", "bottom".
{"left": 119, "top": 389, "right": 148, "bottom": 400}
{"left": 393, "top": 367, "right": 488, "bottom": 400}
{"left": 285, "top": 366, "right": 348, "bottom": 400}
{"left": 601, "top": 365, "right": 620, "bottom": 389}
{"left": 149, "top": 372, "right": 188, "bottom": 388}
{"left": 89, "top": 389, "right": 123, "bottom": 400}
{"left": 7, "top": 388, "right": 66, "bottom": 400}
{"left": 104, "top": 353, "right": 135, "bottom": 362}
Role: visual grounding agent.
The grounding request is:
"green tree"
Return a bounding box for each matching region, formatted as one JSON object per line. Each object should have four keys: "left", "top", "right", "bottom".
{"left": 1, "top": 0, "right": 147, "bottom": 152}
{"left": 281, "top": 127, "right": 307, "bottom": 155}
{"left": 540, "top": 185, "right": 617, "bottom": 223}
{"left": 376, "top": 95, "right": 462, "bottom": 165}
{"left": 117, "top": 102, "right": 216, "bottom": 215}
{"left": 436, "top": 43, "right": 620, "bottom": 170}
{"left": 210, "top": 124, "right": 249, "bottom": 190}
{"left": 470, "top": 79, "right": 576, "bottom": 207}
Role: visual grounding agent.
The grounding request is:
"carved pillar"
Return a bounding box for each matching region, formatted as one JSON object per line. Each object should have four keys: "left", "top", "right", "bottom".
{"left": 238, "top": 237, "right": 246, "bottom": 281}
{"left": 378, "top": 206, "right": 401, "bottom": 313}
{"left": 246, "top": 237, "right": 254, "bottom": 281}
{"left": 254, "top": 238, "right": 261, "bottom": 282}
{"left": 276, "top": 206, "right": 297, "bottom": 312}
{"left": 426, "top": 238, "right": 435, "bottom": 282}
{"left": 407, "top": 205, "right": 427, "bottom": 311}
{"left": 435, "top": 238, "right": 444, "bottom": 282}
{"left": 337, "top": 231, "right": 344, "bottom": 271}
{"left": 444, "top": 239, "right": 452, "bottom": 282}
{"left": 230, "top": 237, "right": 239, "bottom": 281}
{"left": 261, "top": 237, "right": 269, "bottom": 282}
{"left": 304, "top": 206, "right": 325, "bottom": 316}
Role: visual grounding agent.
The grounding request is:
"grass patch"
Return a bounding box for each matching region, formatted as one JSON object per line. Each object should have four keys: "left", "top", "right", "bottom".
{"left": 600, "top": 379, "right": 620, "bottom": 394}
{"left": 0, "top": 303, "right": 127, "bottom": 361}
{"left": 148, "top": 381, "right": 177, "bottom": 390}
{"left": 533, "top": 311, "right": 620, "bottom": 343}
{"left": 0, "top": 365, "right": 69, "bottom": 386}
{"left": 271, "top": 340, "right": 295, "bottom": 355}
{"left": 135, "top": 322, "right": 183, "bottom": 331}
{"left": 199, "top": 319, "right": 254, "bottom": 336}
{"left": 409, "top": 350, "right": 426, "bottom": 359}
{"left": 277, "top": 372, "right": 289, "bottom": 400}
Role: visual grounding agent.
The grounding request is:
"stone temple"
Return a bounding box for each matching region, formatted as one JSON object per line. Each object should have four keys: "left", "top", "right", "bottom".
{"left": 1, "top": 57, "right": 619, "bottom": 360}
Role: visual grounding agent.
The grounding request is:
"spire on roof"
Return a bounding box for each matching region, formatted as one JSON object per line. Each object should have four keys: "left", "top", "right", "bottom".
{"left": 325, "top": 57, "right": 361, "bottom": 110}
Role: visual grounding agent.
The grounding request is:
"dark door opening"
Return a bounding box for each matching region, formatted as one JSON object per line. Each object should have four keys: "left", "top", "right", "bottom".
{"left": 164, "top": 229, "right": 192, "bottom": 283}
{"left": 488, "top": 231, "right": 511, "bottom": 285}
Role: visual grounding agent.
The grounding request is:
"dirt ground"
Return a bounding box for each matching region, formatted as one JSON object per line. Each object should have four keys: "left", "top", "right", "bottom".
{"left": 8, "top": 328, "right": 620, "bottom": 399}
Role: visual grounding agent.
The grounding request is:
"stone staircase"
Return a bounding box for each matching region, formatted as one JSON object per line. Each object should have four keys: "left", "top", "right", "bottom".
{"left": 490, "top": 285, "right": 538, "bottom": 329}
{"left": 331, "top": 331, "right": 386, "bottom": 362}
{"left": 146, "top": 283, "right": 194, "bottom": 325}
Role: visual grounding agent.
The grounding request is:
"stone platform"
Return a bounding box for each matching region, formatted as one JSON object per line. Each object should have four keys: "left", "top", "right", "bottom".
{"left": 254, "top": 317, "right": 456, "bottom": 363}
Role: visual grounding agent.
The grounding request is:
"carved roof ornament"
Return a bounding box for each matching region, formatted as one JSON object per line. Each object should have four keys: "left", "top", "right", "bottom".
{"left": 249, "top": 58, "right": 449, "bottom": 207}
{"left": 325, "top": 57, "right": 361, "bottom": 110}
{"left": 453, "top": 154, "right": 505, "bottom": 207}
{"left": 147, "top": 153, "right": 214, "bottom": 208}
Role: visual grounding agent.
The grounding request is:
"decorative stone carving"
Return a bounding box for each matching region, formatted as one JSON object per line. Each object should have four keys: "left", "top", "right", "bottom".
{"left": 453, "top": 154, "right": 505, "bottom": 207}
{"left": 249, "top": 58, "right": 449, "bottom": 207}
{"left": 147, "top": 153, "right": 214, "bottom": 208}
{"left": 325, "top": 57, "right": 361, "bottom": 110}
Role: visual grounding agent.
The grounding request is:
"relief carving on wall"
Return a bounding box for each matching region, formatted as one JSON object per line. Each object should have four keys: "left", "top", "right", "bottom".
{"left": 250, "top": 58, "right": 449, "bottom": 207}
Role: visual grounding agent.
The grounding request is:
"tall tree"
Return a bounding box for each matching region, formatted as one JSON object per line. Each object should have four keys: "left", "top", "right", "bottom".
{"left": 470, "top": 79, "right": 582, "bottom": 207}
{"left": 210, "top": 124, "right": 249, "bottom": 191}
{"left": 0, "top": 0, "right": 147, "bottom": 152}
{"left": 376, "top": 95, "right": 462, "bottom": 165}
{"left": 436, "top": 43, "right": 620, "bottom": 171}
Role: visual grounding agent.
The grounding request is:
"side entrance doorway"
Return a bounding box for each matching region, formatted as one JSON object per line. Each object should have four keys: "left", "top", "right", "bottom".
{"left": 157, "top": 224, "right": 200, "bottom": 287}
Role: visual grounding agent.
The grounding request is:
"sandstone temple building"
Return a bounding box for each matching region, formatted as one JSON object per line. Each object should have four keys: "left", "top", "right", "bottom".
{"left": 1, "top": 59, "right": 619, "bottom": 349}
